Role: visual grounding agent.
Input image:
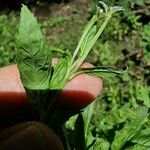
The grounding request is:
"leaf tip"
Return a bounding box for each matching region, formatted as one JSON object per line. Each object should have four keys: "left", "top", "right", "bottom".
{"left": 21, "top": 4, "right": 28, "bottom": 10}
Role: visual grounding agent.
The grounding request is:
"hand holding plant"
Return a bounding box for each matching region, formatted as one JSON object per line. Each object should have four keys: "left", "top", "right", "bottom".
{"left": 16, "top": 1, "right": 124, "bottom": 149}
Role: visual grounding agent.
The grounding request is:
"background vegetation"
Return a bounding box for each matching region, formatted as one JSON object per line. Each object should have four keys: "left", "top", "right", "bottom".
{"left": 0, "top": 0, "right": 150, "bottom": 149}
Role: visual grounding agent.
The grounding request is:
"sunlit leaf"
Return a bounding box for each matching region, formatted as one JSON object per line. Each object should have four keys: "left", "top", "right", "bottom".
{"left": 17, "top": 5, "right": 52, "bottom": 90}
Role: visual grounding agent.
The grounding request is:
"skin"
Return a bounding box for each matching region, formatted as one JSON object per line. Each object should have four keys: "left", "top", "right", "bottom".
{"left": 0, "top": 121, "right": 65, "bottom": 150}
{"left": 0, "top": 61, "right": 103, "bottom": 119}
{"left": 0, "top": 61, "right": 103, "bottom": 150}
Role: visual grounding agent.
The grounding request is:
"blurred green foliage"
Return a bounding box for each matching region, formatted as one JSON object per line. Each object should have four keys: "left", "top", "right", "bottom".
{"left": 0, "top": 13, "right": 18, "bottom": 66}
{"left": 0, "top": 0, "right": 150, "bottom": 149}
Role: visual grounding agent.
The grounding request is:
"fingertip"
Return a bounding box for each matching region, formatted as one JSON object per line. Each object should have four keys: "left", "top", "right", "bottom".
{"left": 0, "top": 65, "right": 27, "bottom": 104}
{"left": 59, "top": 62, "right": 103, "bottom": 109}
{"left": 64, "top": 61, "right": 103, "bottom": 98}
{"left": 64, "top": 73, "right": 103, "bottom": 98}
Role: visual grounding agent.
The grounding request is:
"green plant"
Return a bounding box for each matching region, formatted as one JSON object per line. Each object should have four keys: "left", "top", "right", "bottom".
{"left": 0, "top": 13, "right": 18, "bottom": 67}
{"left": 17, "top": 2, "right": 123, "bottom": 149}
{"left": 1, "top": 0, "right": 149, "bottom": 149}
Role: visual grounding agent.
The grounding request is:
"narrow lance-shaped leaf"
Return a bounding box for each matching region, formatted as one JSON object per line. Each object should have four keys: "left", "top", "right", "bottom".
{"left": 70, "top": 2, "right": 123, "bottom": 77}
{"left": 71, "top": 14, "right": 99, "bottom": 64}
{"left": 82, "top": 102, "right": 96, "bottom": 138}
{"left": 17, "top": 5, "right": 52, "bottom": 90}
{"left": 70, "top": 66, "right": 124, "bottom": 80}
{"left": 82, "top": 102, "right": 97, "bottom": 148}
{"left": 79, "top": 25, "right": 97, "bottom": 57}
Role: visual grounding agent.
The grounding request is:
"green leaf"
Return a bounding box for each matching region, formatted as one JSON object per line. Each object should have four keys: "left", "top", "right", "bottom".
{"left": 49, "top": 46, "right": 65, "bottom": 54}
{"left": 71, "top": 14, "right": 98, "bottom": 64}
{"left": 79, "top": 25, "right": 97, "bottom": 57}
{"left": 111, "top": 107, "right": 148, "bottom": 150}
{"left": 70, "top": 66, "right": 124, "bottom": 79}
{"left": 132, "top": 128, "right": 150, "bottom": 147}
{"left": 18, "top": 5, "right": 43, "bottom": 45}
{"left": 50, "top": 50, "right": 72, "bottom": 89}
{"left": 17, "top": 5, "right": 51, "bottom": 90}
{"left": 70, "top": 3, "right": 123, "bottom": 76}
{"left": 66, "top": 115, "right": 78, "bottom": 130}
{"left": 127, "top": 144, "right": 148, "bottom": 150}
{"left": 82, "top": 102, "right": 96, "bottom": 148}
{"left": 135, "top": 83, "right": 150, "bottom": 108}
{"left": 82, "top": 101, "right": 96, "bottom": 138}
{"left": 89, "top": 138, "right": 110, "bottom": 150}
{"left": 132, "top": 136, "right": 150, "bottom": 148}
